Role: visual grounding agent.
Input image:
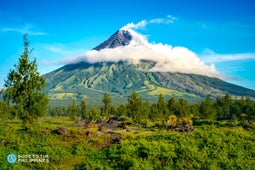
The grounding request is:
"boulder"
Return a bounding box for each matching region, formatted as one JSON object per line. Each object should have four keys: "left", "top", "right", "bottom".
{"left": 1, "top": 139, "right": 7, "bottom": 146}
{"left": 86, "top": 122, "right": 99, "bottom": 128}
{"left": 104, "top": 118, "right": 121, "bottom": 128}
{"left": 73, "top": 121, "right": 86, "bottom": 127}
{"left": 107, "top": 132, "right": 121, "bottom": 144}
{"left": 56, "top": 127, "right": 68, "bottom": 135}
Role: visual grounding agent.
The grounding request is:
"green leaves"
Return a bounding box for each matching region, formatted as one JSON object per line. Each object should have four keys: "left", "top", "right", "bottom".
{"left": 80, "top": 99, "right": 87, "bottom": 119}
{"left": 102, "top": 93, "right": 112, "bottom": 116}
{"left": 76, "top": 127, "right": 255, "bottom": 169}
{"left": 199, "top": 96, "right": 217, "bottom": 120}
{"left": 127, "top": 92, "right": 143, "bottom": 124}
{"left": 3, "top": 35, "right": 49, "bottom": 124}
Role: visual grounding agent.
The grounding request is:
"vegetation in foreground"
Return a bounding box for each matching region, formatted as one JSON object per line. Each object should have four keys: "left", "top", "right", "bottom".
{"left": 0, "top": 117, "right": 255, "bottom": 169}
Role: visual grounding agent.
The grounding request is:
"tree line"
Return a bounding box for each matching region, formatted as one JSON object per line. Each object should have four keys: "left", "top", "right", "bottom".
{"left": 47, "top": 92, "right": 255, "bottom": 125}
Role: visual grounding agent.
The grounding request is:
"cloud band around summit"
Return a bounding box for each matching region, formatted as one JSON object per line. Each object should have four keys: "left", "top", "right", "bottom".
{"left": 60, "top": 31, "right": 221, "bottom": 78}
{"left": 52, "top": 17, "right": 223, "bottom": 78}
{"left": 83, "top": 40, "right": 220, "bottom": 78}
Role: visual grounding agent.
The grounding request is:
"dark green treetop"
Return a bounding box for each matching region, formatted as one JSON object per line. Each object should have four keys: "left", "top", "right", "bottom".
{"left": 80, "top": 98, "right": 88, "bottom": 119}
{"left": 102, "top": 93, "right": 112, "bottom": 116}
{"left": 127, "top": 92, "right": 143, "bottom": 124}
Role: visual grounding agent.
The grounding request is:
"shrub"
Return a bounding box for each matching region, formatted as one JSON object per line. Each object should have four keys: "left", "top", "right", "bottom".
{"left": 166, "top": 115, "right": 177, "bottom": 127}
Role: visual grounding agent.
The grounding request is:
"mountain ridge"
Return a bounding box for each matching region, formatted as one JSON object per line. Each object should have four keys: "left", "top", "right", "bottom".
{"left": 44, "top": 30, "right": 255, "bottom": 106}
{"left": 45, "top": 61, "right": 255, "bottom": 106}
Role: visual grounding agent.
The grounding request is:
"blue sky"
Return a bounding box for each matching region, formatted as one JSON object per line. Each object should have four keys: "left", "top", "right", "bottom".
{"left": 0, "top": 0, "right": 255, "bottom": 89}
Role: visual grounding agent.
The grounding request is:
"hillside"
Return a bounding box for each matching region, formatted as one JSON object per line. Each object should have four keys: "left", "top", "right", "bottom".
{"left": 44, "top": 60, "right": 255, "bottom": 106}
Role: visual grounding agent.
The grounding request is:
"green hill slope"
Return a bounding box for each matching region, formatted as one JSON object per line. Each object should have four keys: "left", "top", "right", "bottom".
{"left": 44, "top": 61, "right": 255, "bottom": 106}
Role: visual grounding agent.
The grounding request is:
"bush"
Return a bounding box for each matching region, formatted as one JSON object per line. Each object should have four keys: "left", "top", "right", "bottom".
{"left": 166, "top": 115, "right": 177, "bottom": 127}
{"left": 77, "top": 126, "right": 255, "bottom": 169}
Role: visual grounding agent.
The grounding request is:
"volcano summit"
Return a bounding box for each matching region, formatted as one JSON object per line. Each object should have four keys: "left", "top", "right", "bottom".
{"left": 93, "top": 30, "right": 132, "bottom": 51}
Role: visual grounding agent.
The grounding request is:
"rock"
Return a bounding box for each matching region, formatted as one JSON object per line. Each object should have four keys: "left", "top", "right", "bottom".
{"left": 104, "top": 118, "right": 121, "bottom": 128}
{"left": 96, "top": 131, "right": 102, "bottom": 136}
{"left": 97, "top": 119, "right": 107, "bottom": 125}
{"left": 73, "top": 121, "right": 86, "bottom": 127}
{"left": 86, "top": 122, "right": 99, "bottom": 129}
{"left": 1, "top": 139, "right": 7, "bottom": 146}
{"left": 86, "top": 131, "right": 91, "bottom": 137}
{"left": 98, "top": 125, "right": 107, "bottom": 132}
{"left": 173, "top": 123, "right": 193, "bottom": 132}
{"left": 121, "top": 122, "right": 126, "bottom": 129}
{"left": 77, "top": 130, "right": 83, "bottom": 135}
{"left": 107, "top": 132, "right": 121, "bottom": 144}
{"left": 56, "top": 127, "right": 68, "bottom": 135}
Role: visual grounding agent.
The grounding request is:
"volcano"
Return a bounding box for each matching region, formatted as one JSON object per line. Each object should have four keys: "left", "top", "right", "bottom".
{"left": 93, "top": 30, "right": 132, "bottom": 51}
{"left": 44, "top": 30, "right": 255, "bottom": 106}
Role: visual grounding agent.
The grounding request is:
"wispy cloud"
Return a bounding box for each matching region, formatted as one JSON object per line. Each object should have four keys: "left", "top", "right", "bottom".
{"left": 150, "top": 15, "right": 176, "bottom": 24}
{"left": 46, "top": 45, "right": 85, "bottom": 56}
{"left": 41, "top": 45, "right": 86, "bottom": 66}
{"left": 121, "top": 15, "right": 176, "bottom": 30}
{"left": 200, "top": 50, "right": 255, "bottom": 63}
{"left": 0, "top": 23, "right": 47, "bottom": 35}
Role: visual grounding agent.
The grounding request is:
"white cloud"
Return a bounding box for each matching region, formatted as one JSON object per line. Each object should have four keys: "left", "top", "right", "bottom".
{"left": 201, "top": 51, "right": 255, "bottom": 63}
{"left": 121, "top": 15, "right": 176, "bottom": 30}
{"left": 0, "top": 23, "right": 47, "bottom": 35}
{"left": 121, "top": 20, "right": 147, "bottom": 30}
{"left": 40, "top": 45, "right": 86, "bottom": 66}
{"left": 57, "top": 29, "right": 222, "bottom": 78}
{"left": 149, "top": 15, "right": 176, "bottom": 24}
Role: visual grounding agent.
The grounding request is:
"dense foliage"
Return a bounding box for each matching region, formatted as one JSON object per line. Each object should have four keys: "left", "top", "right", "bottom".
{"left": 1, "top": 120, "right": 255, "bottom": 169}
{"left": 77, "top": 126, "right": 255, "bottom": 169}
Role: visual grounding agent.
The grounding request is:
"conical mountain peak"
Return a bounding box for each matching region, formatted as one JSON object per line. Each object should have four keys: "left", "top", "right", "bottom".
{"left": 93, "top": 30, "right": 132, "bottom": 51}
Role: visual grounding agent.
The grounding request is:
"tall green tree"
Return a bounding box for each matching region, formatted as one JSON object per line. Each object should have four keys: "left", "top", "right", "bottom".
{"left": 116, "top": 104, "right": 127, "bottom": 117}
{"left": 68, "top": 98, "right": 78, "bottom": 120}
{"left": 3, "top": 35, "right": 49, "bottom": 124}
{"left": 242, "top": 97, "right": 255, "bottom": 121}
{"left": 150, "top": 103, "right": 159, "bottom": 120}
{"left": 199, "top": 96, "right": 216, "bottom": 120}
{"left": 167, "top": 97, "right": 180, "bottom": 116}
{"left": 156, "top": 94, "right": 169, "bottom": 120}
{"left": 80, "top": 99, "right": 88, "bottom": 119}
{"left": 127, "top": 92, "right": 142, "bottom": 124}
{"left": 102, "top": 93, "right": 112, "bottom": 116}
{"left": 190, "top": 103, "right": 200, "bottom": 118}
{"left": 215, "top": 94, "right": 232, "bottom": 120}
{"left": 140, "top": 100, "right": 150, "bottom": 120}
{"left": 178, "top": 98, "right": 190, "bottom": 117}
